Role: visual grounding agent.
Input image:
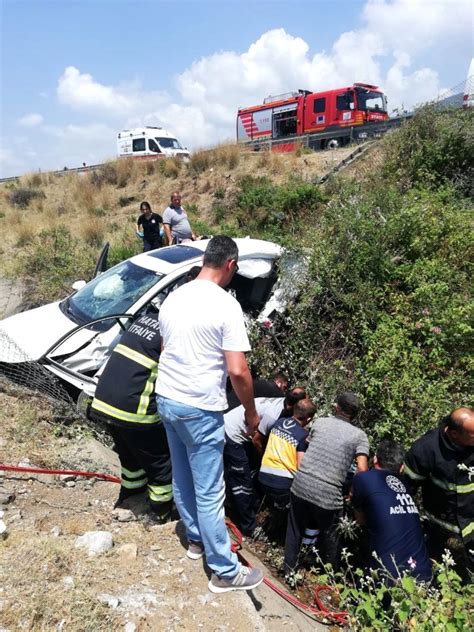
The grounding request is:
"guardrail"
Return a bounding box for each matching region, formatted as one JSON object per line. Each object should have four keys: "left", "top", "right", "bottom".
{"left": 0, "top": 162, "right": 105, "bottom": 184}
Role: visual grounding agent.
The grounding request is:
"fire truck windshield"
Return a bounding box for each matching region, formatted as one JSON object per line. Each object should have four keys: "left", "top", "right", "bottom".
{"left": 356, "top": 89, "right": 387, "bottom": 112}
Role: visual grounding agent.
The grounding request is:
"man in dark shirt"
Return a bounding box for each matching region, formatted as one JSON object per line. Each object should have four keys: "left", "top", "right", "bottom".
{"left": 136, "top": 200, "right": 163, "bottom": 251}
{"left": 352, "top": 439, "right": 432, "bottom": 584}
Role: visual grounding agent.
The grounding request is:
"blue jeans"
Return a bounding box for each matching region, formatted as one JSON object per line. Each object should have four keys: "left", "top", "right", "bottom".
{"left": 157, "top": 395, "right": 239, "bottom": 579}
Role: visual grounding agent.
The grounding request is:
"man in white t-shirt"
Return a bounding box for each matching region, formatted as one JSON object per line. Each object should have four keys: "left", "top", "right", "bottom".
{"left": 156, "top": 236, "right": 264, "bottom": 594}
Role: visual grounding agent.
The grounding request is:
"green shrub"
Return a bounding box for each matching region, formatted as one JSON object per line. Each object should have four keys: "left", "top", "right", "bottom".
{"left": 383, "top": 107, "right": 474, "bottom": 197}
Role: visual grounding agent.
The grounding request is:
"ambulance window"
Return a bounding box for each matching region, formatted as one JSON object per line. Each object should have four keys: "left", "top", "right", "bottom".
{"left": 313, "top": 98, "right": 326, "bottom": 114}
{"left": 132, "top": 138, "right": 146, "bottom": 152}
{"left": 148, "top": 139, "right": 161, "bottom": 153}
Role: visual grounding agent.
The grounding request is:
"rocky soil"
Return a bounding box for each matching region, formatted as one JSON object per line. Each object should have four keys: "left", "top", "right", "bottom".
{"left": 0, "top": 384, "right": 324, "bottom": 632}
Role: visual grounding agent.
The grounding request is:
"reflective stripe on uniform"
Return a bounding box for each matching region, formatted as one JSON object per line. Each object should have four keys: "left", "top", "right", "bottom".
{"left": 114, "top": 344, "right": 158, "bottom": 370}
{"left": 457, "top": 481, "right": 474, "bottom": 494}
{"left": 122, "top": 476, "right": 148, "bottom": 489}
{"left": 138, "top": 365, "right": 158, "bottom": 416}
{"left": 403, "top": 463, "right": 426, "bottom": 481}
{"left": 430, "top": 474, "right": 456, "bottom": 492}
{"left": 462, "top": 522, "right": 474, "bottom": 538}
{"left": 425, "top": 511, "right": 460, "bottom": 535}
{"left": 148, "top": 483, "right": 173, "bottom": 503}
{"left": 121, "top": 466, "right": 146, "bottom": 479}
{"left": 91, "top": 398, "right": 158, "bottom": 424}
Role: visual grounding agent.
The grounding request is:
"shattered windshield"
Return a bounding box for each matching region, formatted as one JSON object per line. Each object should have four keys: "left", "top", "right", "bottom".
{"left": 356, "top": 89, "right": 387, "bottom": 112}
{"left": 62, "top": 261, "right": 162, "bottom": 325}
{"left": 155, "top": 137, "right": 183, "bottom": 150}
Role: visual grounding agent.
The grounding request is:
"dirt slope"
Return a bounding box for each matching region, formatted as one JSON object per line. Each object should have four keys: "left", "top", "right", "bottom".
{"left": 0, "top": 385, "right": 325, "bottom": 631}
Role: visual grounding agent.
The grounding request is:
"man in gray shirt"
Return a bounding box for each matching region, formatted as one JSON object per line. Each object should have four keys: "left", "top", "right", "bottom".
{"left": 284, "top": 391, "right": 369, "bottom": 575}
{"left": 163, "top": 191, "right": 196, "bottom": 244}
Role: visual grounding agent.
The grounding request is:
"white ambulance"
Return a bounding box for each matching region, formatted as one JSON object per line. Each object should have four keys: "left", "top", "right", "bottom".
{"left": 117, "top": 127, "right": 190, "bottom": 160}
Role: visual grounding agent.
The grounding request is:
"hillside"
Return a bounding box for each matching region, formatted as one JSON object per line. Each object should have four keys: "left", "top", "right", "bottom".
{"left": 0, "top": 107, "right": 473, "bottom": 630}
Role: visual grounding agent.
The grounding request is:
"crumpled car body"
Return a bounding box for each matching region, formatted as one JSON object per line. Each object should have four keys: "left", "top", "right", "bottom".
{"left": 0, "top": 238, "right": 292, "bottom": 397}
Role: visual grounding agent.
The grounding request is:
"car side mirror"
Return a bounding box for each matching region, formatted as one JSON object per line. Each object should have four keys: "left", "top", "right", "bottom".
{"left": 72, "top": 280, "right": 87, "bottom": 291}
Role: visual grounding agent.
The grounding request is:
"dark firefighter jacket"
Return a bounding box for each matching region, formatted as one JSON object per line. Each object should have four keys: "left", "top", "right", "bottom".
{"left": 404, "top": 425, "right": 474, "bottom": 546}
{"left": 90, "top": 312, "right": 161, "bottom": 429}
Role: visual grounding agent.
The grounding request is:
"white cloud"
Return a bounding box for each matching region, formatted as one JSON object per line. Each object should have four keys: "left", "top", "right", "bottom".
{"left": 2, "top": 0, "right": 471, "bottom": 176}
{"left": 57, "top": 66, "right": 168, "bottom": 116}
{"left": 17, "top": 113, "right": 44, "bottom": 127}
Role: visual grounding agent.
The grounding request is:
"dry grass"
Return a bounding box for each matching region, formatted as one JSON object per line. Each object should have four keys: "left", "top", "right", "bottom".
{"left": 0, "top": 533, "right": 120, "bottom": 630}
{"left": 189, "top": 142, "right": 241, "bottom": 174}
{"left": 81, "top": 216, "right": 106, "bottom": 247}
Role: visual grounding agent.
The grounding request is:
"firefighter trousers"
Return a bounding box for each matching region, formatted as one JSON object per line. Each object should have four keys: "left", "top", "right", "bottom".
{"left": 108, "top": 422, "right": 173, "bottom": 512}
{"left": 223, "top": 436, "right": 259, "bottom": 535}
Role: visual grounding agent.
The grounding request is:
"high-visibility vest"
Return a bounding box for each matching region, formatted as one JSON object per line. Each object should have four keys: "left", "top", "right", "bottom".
{"left": 90, "top": 313, "right": 161, "bottom": 428}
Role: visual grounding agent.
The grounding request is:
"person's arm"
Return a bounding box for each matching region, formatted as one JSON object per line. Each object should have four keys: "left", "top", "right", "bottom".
{"left": 224, "top": 350, "right": 259, "bottom": 433}
{"left": 296, "top": 450, "right": 305, "bottom": 469}
{"left": 136, "top": 217, "right": 144, "bottom": 237}
{"left": 355, "top": 454, "right": 369, "bottom": 472}
{"left": 252, "top": 431, "right": 267, "bottom": 457}
{"left": 163, "top": 223, "right": 173, "bottom": 245}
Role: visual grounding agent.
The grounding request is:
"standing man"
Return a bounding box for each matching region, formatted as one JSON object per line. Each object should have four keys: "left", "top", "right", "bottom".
{"left": 156, "top": 236, "right": 264, "bottom": 594}
{"left": 162, "top": 191, "right": 196, "bottom": 245}
{"left": 404, "top": 407, "right": 474, "bottom": 583}
{"left": 136, "top": 201, "right": 163, "bottom": 251}
{"left": 352, "top": 439, "right": 432, "bottom": 584}
{"left": 284, "top": 391, "right": 369, "bottom": 575}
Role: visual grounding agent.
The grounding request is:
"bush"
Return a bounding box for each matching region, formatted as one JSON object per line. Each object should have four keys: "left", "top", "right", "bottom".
{"left": 9, "top": 187, "right": 45, "bottom": 208}
{"left": 232, "top": 176, "right": 325, "bottom": 239}
{"left": 383, "top": 107, "right": 474, "bottom": 197}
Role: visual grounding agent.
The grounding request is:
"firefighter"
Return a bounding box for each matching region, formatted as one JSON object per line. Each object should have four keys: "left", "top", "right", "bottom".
{"left": 89, "top": 310, "right": 173, "bottom": 523}
{"left": 404, "top": 407, "right": 474, "bottom": 583}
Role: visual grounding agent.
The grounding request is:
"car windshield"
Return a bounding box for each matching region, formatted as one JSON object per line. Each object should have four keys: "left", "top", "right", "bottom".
{"left": 62, "top": 261, "right": 162, "bottom": 325}
{"left": 155, "top": 137, "right": 183, "bottom": 150}
{"left": 356, "top": 89, "right": 387, "bottom": 112}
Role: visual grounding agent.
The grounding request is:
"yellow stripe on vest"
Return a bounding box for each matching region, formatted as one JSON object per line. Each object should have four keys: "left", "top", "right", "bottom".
{"left": 138, "top": 365, "right": 158, "bottom": 416}
{"left": 91, "top": 398, "right": 158, "bottom": 424}
{"left": 114, "top": 344, "right": 157, "bottom": 369}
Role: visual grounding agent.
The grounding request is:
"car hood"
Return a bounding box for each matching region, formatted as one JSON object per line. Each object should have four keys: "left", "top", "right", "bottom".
{"left": 0, "top": 302, "right": 91, "bottom": 362}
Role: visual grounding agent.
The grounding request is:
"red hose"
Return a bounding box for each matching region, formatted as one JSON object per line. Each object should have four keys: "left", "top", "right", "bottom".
{"left": 226, "top": 518, "right": 348, "bottom": 625}
{"left": 0, "top": 464, "right": 121, "bottom": 483}
{"left": 1, "top": 463, "right": 348, "bottom": 625}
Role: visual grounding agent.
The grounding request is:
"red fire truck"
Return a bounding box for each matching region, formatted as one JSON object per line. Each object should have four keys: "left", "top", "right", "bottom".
{"left": 237, "top": 83, "right": 389, "bottom": 151}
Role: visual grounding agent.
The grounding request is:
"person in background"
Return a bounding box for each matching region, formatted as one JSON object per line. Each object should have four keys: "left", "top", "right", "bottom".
{"left": 223, "top": 374, "right": 287, "bottom": 536}
{"left": 352, "top": 438, "right": 432, "bottom": 584}
{"left": 155, "top": 236, "right": 264, "bottom": 594}
{"left": 259, "top": 398, "right": 317, "bottom": 507}
{"left": 136, "top": 201, "right": 163, "bottom": 252}
{"left": 162, "top": 191, "right": 196, "bottom": 245}
{"left": 404, "top": 407, "right": 474, "bottom": 583}
{"left": 252, "top": 387, "right": 307, "bottom": 458}
{"left": 284, "top": 391, "right": 369, "bottom": 575}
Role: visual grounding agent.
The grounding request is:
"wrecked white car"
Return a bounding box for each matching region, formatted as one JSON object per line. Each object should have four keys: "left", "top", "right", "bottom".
{"left": 0, "top": 238, "right": 295, "bottom": 399}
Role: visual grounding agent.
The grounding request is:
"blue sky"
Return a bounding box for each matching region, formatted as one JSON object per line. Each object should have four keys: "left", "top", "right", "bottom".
{"left": 1, "top": 0, "right": 472, "bottom": 177}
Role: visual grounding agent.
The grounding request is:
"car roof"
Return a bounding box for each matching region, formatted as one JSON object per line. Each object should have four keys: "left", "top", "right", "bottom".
{"left": 129, "top": 238, "right": 282, "bottom": 275}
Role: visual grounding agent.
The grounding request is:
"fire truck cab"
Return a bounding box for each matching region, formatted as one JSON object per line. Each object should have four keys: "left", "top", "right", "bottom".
{"left": 237, "top": 84, "right": 388, "bottom": 150}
